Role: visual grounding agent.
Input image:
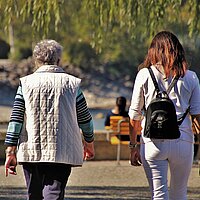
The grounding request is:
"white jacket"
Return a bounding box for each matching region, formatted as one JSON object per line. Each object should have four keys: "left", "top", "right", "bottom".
{"left": 17, "top": 65, "right": 84, "bottom": 166}
{"left": 129, "top": 66, "right": 200, "bottom": 143}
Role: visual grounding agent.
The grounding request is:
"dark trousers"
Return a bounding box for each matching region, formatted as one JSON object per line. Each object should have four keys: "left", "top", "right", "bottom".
{"left": 22, "top": 163, "right": 71, "bottom": 200}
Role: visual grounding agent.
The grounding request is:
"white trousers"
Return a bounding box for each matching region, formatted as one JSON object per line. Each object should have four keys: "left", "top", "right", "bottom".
{"left": 140, "top": 139, "right": 193, "bottom": 200}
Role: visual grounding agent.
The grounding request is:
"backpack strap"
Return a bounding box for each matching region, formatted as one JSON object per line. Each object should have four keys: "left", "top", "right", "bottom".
{"left": 148, "top": 67, "right": 179, "bottom": 95}
{"left": 177, "top": 106, "right": 190, "bottom": 125}
{"left": 166, "top": 75, "right": 180, "bottom": 94}
{"left": 148, "top": 67, "right": 160, "bottom": 94}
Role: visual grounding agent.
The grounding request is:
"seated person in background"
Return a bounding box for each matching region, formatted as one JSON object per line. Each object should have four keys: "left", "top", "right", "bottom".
{"left": 104, "top": 96, "right": 129, "bottom": 127}
{"left": 105, "top": 96, "right": 140, "bottom": 142}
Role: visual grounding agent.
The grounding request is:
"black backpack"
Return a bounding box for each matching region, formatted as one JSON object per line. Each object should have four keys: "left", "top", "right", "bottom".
{"left": 144, "top": 67, "right": 189, "bottom": 139}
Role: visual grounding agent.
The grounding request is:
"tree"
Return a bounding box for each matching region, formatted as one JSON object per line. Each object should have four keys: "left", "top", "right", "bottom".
{"left": 1, "top": 0, "right": 200, "bottom": 46}
{"left": 1, "top": 0, "right": 200, "bottom": 77}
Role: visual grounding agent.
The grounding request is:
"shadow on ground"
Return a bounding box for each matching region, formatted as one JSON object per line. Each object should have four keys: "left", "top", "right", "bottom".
{"left": 66, "top": 186, "right": 150, "bottom": 199}
{"left": 0, "top": 186, "right": 199, "bottom": 200}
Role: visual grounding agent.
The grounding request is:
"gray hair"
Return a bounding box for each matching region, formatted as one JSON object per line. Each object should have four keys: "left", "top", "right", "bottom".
{"left": 33, "top": 39, "right": 63, "bottom": 65}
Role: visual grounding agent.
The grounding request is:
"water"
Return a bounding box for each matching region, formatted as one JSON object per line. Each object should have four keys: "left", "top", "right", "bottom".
{"left": 89, "top": 109, "right": 109, "bottom": 130}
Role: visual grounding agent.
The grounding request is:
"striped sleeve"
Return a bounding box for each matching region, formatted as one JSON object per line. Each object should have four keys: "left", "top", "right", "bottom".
{"left": 76, "top": 88, "right": 94, "bottom": 142}
{"left": 5, "top": 85, "right": 25, "bottom": 146}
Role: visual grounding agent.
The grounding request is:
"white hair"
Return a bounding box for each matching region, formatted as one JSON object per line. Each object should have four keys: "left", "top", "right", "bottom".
{"left": 33, "top": 39, "right": 63, "bottom": 65}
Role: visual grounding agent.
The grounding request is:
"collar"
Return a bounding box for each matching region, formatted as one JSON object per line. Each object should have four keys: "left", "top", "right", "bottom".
{"left": 35, "top": 65, "right": 65, "bottom": 73}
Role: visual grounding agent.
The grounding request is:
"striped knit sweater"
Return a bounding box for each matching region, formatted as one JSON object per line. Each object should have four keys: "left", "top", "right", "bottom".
{"left": 5, "top": 84, "right": 94, "bottom": 146}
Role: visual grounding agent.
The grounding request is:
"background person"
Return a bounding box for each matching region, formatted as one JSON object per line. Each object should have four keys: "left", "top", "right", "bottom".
{"left": 104, "top": 96, "right": 129, "bottom": 142}
{"left": 128, "top": 31, "right": 200, "bottom": 200}
{"left": 4, "top": 39, "right": 95, "bottom": 200}
{"left": 104, "top": 96, "right": 128, "bottom": 127}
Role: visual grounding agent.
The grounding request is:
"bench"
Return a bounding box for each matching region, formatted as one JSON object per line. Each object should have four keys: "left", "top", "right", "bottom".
{"left": 106, "top": 116, "right": 141, "bottom": 164}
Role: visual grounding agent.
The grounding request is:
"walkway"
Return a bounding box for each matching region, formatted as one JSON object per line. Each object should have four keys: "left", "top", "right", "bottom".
{"left": 0, "top": 160, "right": 199, "bottom": 199}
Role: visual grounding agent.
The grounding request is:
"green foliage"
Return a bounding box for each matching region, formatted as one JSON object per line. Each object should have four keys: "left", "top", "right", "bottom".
{"left": 1, "top": 0, "right": 200, "bottom": 77}
{"left": 1, "top": 0, "right": 200, "bottom": 44}
{"left": 81, "top": 0, "right": 200, "bottom": 49}
{"left": 0, "top": 0, "right": 63, "bottom": 37}
{"left": 67, "top": 42, "right": 99, "bottom": 70}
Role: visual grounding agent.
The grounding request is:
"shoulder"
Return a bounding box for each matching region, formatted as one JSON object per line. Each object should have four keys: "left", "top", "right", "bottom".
{"left": 65, "top": 73, "right": 81, "bottom": 83}
{"left": 137, "top": 67, "right": 149, "bottom": 77}
{"left": 184, "top": 70, "right": 198, "bottom": 79}
{"left": 177, "top": 70, "right": 199, "bottom": 92}
{"left": 20, "top": 73, "right": 35, "bottom": 83}
{"left": 182, "top": 70, "right": 199, "bottom": 84}
{"left": 106, "top": 110, "right": 114, "bottom": 116}
{"left": 61, "top": 73, "right": 81, "bottom": 87}
{"left": 134, "top": 67, "right": 149, "bottom": 84}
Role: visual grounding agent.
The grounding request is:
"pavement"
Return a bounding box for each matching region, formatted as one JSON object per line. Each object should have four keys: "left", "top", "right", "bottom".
{"left": 0, "top": 160, "right": 199, "bottom": 200}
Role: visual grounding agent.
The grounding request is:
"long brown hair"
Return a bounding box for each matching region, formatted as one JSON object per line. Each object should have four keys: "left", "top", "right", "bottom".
{"left": 116, "top": 96, "right": 127, "bottom": 115}
{"left": 139, "top": 31, "right": 188, "bottom": 77}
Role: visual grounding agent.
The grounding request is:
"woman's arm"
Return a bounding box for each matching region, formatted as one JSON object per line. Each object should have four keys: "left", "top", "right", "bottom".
{"left": 129, "top": 119, "right": 142, "bottom": 166}
{"left": 129, "top": 119, "right": 141, "bottom": 145}
{"left": 5, "top": 84, "right": 25, "bottom": 176}
{"left": 76, "top": 88, "right": 95, "bottom": 160}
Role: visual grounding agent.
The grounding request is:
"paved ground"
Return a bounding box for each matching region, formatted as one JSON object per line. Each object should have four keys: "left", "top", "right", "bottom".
{"left": 0, "top": 160, "right": 199, "bottom": 200}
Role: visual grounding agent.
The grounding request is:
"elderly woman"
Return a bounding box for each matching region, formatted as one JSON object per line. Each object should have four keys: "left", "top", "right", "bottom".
{"left": 4, "top": 39, "right": 95, "bottom": 200}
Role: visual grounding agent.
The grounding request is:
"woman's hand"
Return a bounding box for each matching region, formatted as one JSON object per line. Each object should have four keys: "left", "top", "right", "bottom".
{"left": 129, "top": 119, "right": 142, "bottom": 166}
{"left": 5, "top": 147, "right": 17, "bottom": 176}
{"left": 5, "top": 154, "right": 17, "bottom": 176}
{"left": 130, "top": 146, "right": 142, "bottom": 166}
{"left": 83, "top": 141, "right": 95, "bottom": 161}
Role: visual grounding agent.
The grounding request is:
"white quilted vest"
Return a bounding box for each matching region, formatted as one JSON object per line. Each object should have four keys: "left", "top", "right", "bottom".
{"left": 17, "top": 65, "right": 84, "bottom": 166}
